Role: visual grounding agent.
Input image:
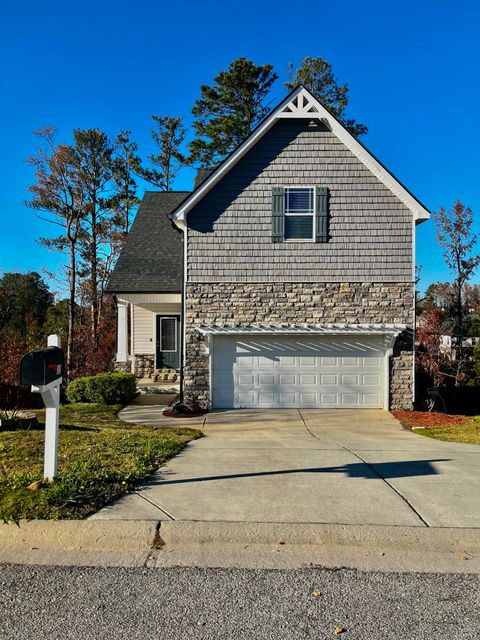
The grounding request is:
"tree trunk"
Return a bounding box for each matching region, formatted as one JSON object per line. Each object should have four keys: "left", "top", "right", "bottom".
{"left": 90, "top": 209, "right": 99, "bottom": 351}
{"left": 456, "top": 279, "right": 463, "bottom": 367}
{"left": 67, "top": 238, "right": 76, "bottom": 380}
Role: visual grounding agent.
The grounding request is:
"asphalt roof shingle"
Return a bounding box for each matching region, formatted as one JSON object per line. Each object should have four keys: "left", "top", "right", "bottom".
{"left": 106, "top": 191, "right": 189, "bottom": 293}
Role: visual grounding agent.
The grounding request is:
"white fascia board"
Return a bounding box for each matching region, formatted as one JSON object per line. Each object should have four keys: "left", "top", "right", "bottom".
{"left": 172, "top": 86, "right": 429, "bottom": 223}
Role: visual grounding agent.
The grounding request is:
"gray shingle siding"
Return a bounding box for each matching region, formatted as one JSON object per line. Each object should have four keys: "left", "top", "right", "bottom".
{"left": 186, "top": 120, "right": 413, "bottom": 283}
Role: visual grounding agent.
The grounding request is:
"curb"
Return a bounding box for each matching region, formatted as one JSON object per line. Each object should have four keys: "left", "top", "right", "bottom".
{"left": 0, "top": 520, "right": 158, "bottom": 567}
{"left": 1, "top": 520, "right": 479, "bottom": 572}
{"left": 159, "top": 521, "right": 480, "bottom": 554}
{"left": 155, "top": 521, "right": 480, "bottom": 573}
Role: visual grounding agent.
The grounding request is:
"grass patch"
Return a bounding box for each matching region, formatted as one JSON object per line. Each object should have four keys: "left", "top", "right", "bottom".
{"left": 417, "top": 418, "right": 480, "bottom": 445}
{"left": 0, "top": 403, "right": 201, "bottom": 522}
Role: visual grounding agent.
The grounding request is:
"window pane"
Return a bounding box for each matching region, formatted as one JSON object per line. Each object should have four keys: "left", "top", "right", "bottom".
{"left": 161, "top": 318, "right": 176, "bottom": 351}
{"left": 285, "top": 188, "right": 314, "bottom": 213}
{"left": 284, "top": 215, "right": 313, "bottom": 239}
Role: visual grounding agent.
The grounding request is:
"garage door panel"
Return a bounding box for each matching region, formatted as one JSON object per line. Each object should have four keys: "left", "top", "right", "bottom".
{"left": 363, "top": 357, "right": 382, "bottom": 366}
{"left": 299, "top": 373, "right": 317, "bottom": 384}
{"left": 257, "top": 373, "right": 275, "bottom": 385}
{"left": 320, "top": 374, "right": 337, "bottom": 384}
{"left": 320, "top": 393, "right": 337, "bottom": 404}
{"left": 212, "top": 335, "right": 385, "bottom": 409}
{"left": 341, "top": 373, "right": 359, "bottom": 385}
{"left": 363, "top": 374, "right": 381, "bottom": 385}
{"left": 279, "top": 392, "right": 296, "bottom": 404}
{"left": 342, "top": 393, "right": 359, "bottom": 405}
{"left": 299, "top": 392, "right": 317, "bottom": 404}
{"left": 237, "top": 373, "right": 255, "bottom": 385}
{"left": 236, "top": 354, "right": 256, "bottom": 365}
{"left": 363, "top": 393, "right": 381, "bottom": 405}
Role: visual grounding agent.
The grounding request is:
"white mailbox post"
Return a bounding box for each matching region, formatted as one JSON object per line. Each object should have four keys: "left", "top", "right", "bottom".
{"left": 20, "top": 334, "right": 63, "bottom": 481}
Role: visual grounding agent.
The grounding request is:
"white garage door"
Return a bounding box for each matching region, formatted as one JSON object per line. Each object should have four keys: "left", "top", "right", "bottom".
{"left": 212, "top": 334, "right": 386, "bottom": 409}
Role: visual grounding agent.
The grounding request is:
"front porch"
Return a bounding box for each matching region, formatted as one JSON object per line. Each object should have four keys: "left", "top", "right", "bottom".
{"left": 114, "top": 292, "right": 182, "bottom": 379}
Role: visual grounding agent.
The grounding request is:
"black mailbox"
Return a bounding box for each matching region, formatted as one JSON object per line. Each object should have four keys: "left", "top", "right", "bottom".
{"left": 20, "top": 346, "right": 64, "bottom": 386}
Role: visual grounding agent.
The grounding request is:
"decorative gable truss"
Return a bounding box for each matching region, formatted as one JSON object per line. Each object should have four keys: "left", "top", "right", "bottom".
{"left": 172, "top": 86, "right": 430, "bottom": 225}
{"left": 277, "top": 90, "right": 320, "bottom": 117}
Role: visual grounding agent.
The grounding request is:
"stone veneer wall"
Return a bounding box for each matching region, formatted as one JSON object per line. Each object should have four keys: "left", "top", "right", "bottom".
{"left": 134, "top": 354, "right": 155, "bottom": 378}
{"left": 185, "top": 282, "right": 414, "bottom": 410}
{"left": 114, "top": 360, "right": 132, "bottom": 374}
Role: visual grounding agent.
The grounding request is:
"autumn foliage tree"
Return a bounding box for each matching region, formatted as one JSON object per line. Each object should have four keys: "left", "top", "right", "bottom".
{"left": 26, "top": 127, "right": 84, "bottom": 377}
{"left": 433, "top": 201, "right": 480, "bottom": 358}
{"left": 27, "top": 126, "right": 139, "bottom": 378}
{"left": 416, "top": 307, "right": 446, "bottom": 386}
{"left": 0, "top": 272, "right": 53, "bottom": 385}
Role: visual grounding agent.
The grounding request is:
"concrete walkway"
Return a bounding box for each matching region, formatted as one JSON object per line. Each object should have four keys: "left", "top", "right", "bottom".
{"left": 92, "top": 408, "right": 480, "bottom": 528}
{"left": 118, "top": 393, "right": 206, "bottom": 426}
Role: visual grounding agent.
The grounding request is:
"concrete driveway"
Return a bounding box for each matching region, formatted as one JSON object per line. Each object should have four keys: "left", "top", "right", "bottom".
{"left": 92, "top": 409, "right": 480, "bottom": 527}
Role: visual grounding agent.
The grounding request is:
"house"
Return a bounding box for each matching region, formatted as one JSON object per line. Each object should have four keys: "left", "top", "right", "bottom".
{"left": 107, "top": 85, "right": 429, "bottom": 410}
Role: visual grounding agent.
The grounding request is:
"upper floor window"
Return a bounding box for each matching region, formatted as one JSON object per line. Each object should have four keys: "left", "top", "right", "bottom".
{"left": 272, "top": 186, "right": 329, "bottom": 243}
{"left": 284, "top": 187, "right": 315, "bottom": 240}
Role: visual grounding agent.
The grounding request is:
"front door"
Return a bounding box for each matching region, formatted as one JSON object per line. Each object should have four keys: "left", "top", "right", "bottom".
{"left": 156, "top": 315, "right": 180, "bottom": 369}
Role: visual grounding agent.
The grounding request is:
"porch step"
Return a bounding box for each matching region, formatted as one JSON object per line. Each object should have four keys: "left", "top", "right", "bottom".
{"left": 136, "top": 383, "right": 179, "bottom": 395}
{"left": 151, "top": 368, "right": 179, "bottom": 383}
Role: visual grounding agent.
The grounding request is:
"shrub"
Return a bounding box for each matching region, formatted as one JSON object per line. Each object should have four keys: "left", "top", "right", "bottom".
{"left": 66, "top": 373, "right": 136, "bottom": 405}
{"left": 66, "top": 377, "right": 89, "bottom": 403}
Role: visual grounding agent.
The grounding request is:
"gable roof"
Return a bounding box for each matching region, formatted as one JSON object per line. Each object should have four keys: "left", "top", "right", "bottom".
{"left": 106, "top": 191, "right": 189, "bottom": 294}
{"left": 172, "top": 85, "right": 430, "bottom": 224}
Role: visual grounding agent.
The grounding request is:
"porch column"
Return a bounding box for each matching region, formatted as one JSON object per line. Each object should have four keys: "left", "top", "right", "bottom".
{"left": 116, "top": 299, "right": 129, "bottom": 362}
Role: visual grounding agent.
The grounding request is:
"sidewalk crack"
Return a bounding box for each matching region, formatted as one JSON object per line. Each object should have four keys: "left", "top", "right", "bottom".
{"left": 297, "top": 409, "right": 430, "bottom": 527}
{"left": 338, "top": 443, "right": 430, "bottom": 527}
{"left": 135, "top": 491, "right": 176, "bottom": 521}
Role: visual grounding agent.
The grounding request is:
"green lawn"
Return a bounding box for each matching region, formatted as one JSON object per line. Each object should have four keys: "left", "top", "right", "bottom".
{"left": 417, "top": 417, "right": 480, "bottom": 445}
{"left": 0, "top": 403, "right": 201, "bottom": 522}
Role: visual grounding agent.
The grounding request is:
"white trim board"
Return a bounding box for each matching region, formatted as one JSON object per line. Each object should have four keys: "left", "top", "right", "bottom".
{"left": 198, "top": 324, "right": 407, "bottom": 337}
{"left": 172, "top": 85, "right": 429, "bottom": 224}
{"left": 118, "top": 293, "right": 181, "bottom": 305}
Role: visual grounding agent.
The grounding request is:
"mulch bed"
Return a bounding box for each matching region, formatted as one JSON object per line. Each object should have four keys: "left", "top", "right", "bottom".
{"left": 163, "top": 408, "right": 207, "bottom": 419}
{"left": 393, "top": 410, "right": 472, "bottom": 430}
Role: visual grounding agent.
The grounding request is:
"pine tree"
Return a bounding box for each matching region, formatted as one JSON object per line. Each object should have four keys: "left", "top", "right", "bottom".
{"left": 189, "top": 57, "right": 278, "bottom": 167}
{"left": 137, "top": 115, "right": 186, "bottom": 190}
{"left": 71, "top": 128, "right": 115, "bottom": 349}
{"left": 285, "top": 56, "right": 367, "bottom": 138}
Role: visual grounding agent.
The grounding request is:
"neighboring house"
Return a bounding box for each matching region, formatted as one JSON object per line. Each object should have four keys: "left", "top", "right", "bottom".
{"left": 108, "top": 85, "right": 429, "bottom": 410}
{"left": 438, "top": 335, "right": 479, "bottom": 355}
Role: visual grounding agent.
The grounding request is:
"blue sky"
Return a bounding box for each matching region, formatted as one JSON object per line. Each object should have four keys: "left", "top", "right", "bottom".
{"left": 1, "top": 0, "right": 479, "bottom": 295}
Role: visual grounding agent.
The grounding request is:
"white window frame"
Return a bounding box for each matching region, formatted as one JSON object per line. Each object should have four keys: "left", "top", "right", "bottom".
{"left": 283, "top": 185, "right": 316, "bottom": 242}
{"left": 159, "top": 316, "right": 178, "bottom": 353}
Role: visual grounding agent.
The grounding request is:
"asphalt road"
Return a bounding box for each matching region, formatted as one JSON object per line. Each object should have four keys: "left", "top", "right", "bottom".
{"left": 1, "top": 564, "right": 479, "bottom": 640}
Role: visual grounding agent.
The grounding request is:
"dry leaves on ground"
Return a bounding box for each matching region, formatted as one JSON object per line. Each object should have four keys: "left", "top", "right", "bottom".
{"left": 393, "top": 411, "right": 471, "bottom": 430}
